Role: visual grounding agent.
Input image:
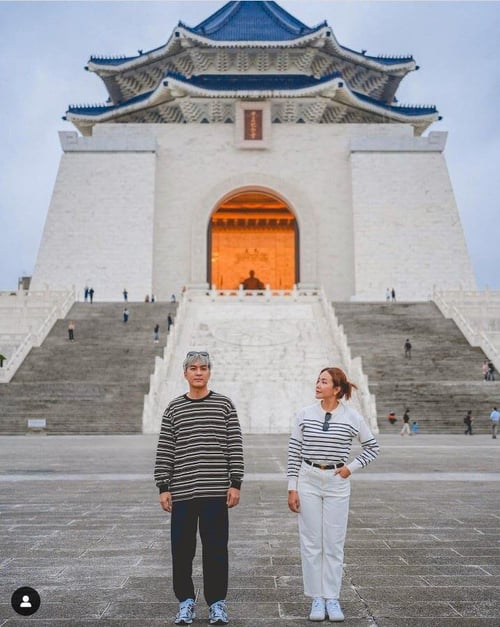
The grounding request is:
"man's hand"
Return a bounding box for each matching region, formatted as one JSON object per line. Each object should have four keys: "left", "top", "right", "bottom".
{"left": 288, "top": 490, "right": 300, "bottom": 513}
{"left": 159, "top": 491, "right": 172, "bottom": 512}
{"left": 226, "top": 487, "right": 240, "bottom": 508}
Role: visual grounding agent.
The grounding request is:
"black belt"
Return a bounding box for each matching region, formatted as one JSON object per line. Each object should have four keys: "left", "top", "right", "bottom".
{"left": 304, "top": 459, "right": 345, "bottom": 470}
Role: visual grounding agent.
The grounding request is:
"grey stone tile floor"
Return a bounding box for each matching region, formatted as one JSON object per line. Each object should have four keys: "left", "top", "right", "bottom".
{"left": 0, "top": 433, "right": 499, "bottom": 626}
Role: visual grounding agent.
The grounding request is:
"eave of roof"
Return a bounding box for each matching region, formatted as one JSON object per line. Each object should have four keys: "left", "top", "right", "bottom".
{"left": 65, "top": 71, "right": 438, "bottom": 123}
{"left": 86, "top": 1, "right": 415, "bottom": 79}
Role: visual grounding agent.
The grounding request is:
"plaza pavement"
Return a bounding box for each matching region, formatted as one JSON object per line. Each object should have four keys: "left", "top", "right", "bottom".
{"left": 0, "top": 433, "right": 499, "bottom": 626}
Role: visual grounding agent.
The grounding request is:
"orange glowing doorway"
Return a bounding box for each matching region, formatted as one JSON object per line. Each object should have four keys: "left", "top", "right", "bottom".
{"left": 209, "top": 191, "right": 298, "bottom": 290}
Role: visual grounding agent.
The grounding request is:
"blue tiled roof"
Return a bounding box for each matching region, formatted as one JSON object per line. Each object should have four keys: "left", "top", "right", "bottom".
{"left": 87, "top": 1, "right": 413, "bottom": 69}
{"left": 89, "top": 55, "right": 136, "bottom": 66}
{"left": 181, "top": 1, "right": 324, "bottom": 41}
{"left": 354, "top": 90, "right": 437, "bottom": 116}
{"left": 66, "top": 72, "right": 436, "bottom": 118}
{"left": 67, "top": 90, "right": 152, "bottom": 115}
{"left": 167, "top": 72, "right": 341, "bottom": 91}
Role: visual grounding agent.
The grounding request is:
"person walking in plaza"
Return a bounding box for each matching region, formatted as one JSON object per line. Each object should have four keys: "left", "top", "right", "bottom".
{"left": 400, "top": 408, "right": 411, "bottom": 436}
{"left": 464, "top": 410, "right": 474, "bottom": 435}
{"left": 167, "top": 313, "right": 174, "bottom": 333}
{"left": 153, "top": 323, "right": 160, "bottom": 343}
{"left": 67, "top": 320, "right": 75, "bottom": 341}
{"left": 404, "top": 338, "right": 412, "bottom": 359}
{"left": 89, "top": 287, "right": 94, "bottom": 303}
{"left": 154, "top": 351, "right": 244, "bottom": 626}
{"left": 123, "top": 288, "right": 128, "bottom": 302}
{"left": 489, "top": 407, "right": 499, "bottom": 439}
{"left": 287, "top": 366, "right": 379, "bottom": 622}
{"left": 123, "top": 308, "right": 129, "bottom": 323}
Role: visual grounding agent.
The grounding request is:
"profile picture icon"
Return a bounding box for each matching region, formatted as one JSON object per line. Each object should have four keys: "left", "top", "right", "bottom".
{"left": 11, "top": 586, "right": 41, "bottom": 616}
{"left": 21, "top": 594, "right": 32, "bottom": 607}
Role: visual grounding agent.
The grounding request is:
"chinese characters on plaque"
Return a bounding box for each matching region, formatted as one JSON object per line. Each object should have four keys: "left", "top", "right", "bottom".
{"left": 244, "top": 109, "right": 263, "bottom": 141}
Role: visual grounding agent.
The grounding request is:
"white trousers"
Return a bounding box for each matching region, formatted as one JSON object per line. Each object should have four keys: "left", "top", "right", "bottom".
{"left": 297, "top": 461, "right": 351, "bottom": 599}
{"left": 400, "top": 422, "right": 411, "bottom": 436}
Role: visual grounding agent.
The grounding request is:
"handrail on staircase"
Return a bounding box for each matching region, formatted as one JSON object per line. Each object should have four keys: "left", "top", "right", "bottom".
{"left": 317, "top": 288, "right": 378, "bottom": 434}
{"left": 433, "top": 287, "right": 500, "bottom": 372}
{"left": 0, "top": 288, "right": 75, "bottom": 383}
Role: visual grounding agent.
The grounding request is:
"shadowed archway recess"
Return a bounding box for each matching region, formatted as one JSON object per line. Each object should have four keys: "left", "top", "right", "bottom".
{"left": 208, "top": 191, "right": 299, "bottom": 290}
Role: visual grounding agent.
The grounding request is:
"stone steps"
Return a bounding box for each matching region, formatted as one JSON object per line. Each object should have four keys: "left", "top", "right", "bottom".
{"left": 0, "top": 302, "right": 177, "bottom": 434}
{"left": 2, "top": 298, "right": 497, "bottom": 436}
{"left": 148, "top": 296, "right": 349, "bottom": 433}
{"left": 333, "top": 302, "right": 498, "bottom": 433}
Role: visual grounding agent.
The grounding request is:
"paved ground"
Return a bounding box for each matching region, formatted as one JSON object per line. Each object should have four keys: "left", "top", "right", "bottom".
{"left": 0, "top": 433, "right": 499, "bottom": 626}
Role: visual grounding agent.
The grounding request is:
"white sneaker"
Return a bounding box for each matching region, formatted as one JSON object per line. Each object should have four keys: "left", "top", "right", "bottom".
{"left": 174, "top": 598, "right": 195, "bottom": 624}
{"left": 208, "top": 600, "right": 229, "bottom": 625}
{"left": 309, "top": 597, "right": 326, "bottom": 621}
{"left": 326, "top": 599, "right": 344, "bottom": 622}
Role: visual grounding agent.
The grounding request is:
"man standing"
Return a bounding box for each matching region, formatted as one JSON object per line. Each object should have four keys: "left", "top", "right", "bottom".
{"left": 400, "top": 408, "right": 411, "bottom": 436}
{"left": 404, "top": 338, "right": 412, "bottom": 359}
{"left": 490, "top": 407, "right": 499, "bottom": 439}
{"left": 154, "top": 351, "right": 244, "bottom": 625}
{"left": 464, "top": 410, "right": 474, "bottom": 435}
{"left": 487, "top": 361, "right": 496, "bottom": 381}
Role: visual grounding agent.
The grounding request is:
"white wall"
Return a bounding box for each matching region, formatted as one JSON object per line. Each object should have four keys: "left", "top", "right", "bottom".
{"left": 30, "top": 122, "right": 476, "bottom": 302}
{"left": 31, "top": 142, "right": 156, "bottom": 301}
{"left": 351, "top": 132, "right": 476, "bottom": 300}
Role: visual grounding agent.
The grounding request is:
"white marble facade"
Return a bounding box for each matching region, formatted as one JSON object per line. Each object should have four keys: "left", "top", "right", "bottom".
{"left": 30, "top": 121, "right": 476, "bottom": 302}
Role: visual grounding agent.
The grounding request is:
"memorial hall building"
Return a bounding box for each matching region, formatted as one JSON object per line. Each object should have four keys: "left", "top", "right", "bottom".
{"left": 30, "top": 0, "right": 477, "bottom": 302}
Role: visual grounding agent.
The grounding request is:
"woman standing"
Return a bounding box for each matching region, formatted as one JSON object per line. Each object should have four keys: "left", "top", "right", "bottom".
{"left": 287, "top": 367, "right": 379, "bottom": 622}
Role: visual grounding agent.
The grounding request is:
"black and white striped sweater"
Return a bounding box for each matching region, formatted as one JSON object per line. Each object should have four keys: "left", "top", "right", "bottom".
{"left": 154, "top": 391, "right": 244, "bottom": 502}
{"left": 287, "top": 401, "right": 379, "bottom": 490}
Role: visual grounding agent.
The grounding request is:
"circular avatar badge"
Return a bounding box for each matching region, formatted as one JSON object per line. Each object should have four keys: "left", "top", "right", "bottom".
{"left": 11, "top": 587, "right": 41, "bottom": 616}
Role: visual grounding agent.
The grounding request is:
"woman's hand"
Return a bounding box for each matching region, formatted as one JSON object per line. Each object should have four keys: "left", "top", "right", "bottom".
{"left": 288, "top": 490, "right": 300, "bottom": 513}
{"left": 335, "top": 466, "right": 352, "bottom": 479}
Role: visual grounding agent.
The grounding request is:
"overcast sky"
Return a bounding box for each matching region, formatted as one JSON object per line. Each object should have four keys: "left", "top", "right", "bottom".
{"left": 0, "top": 1, "right": 498, "bottom": 291}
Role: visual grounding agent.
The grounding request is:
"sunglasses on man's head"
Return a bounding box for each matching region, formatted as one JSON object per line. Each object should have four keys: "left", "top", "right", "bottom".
{"left": 323, "top": 412, "right": 332, "bottom": 431}
{"left": 186, "top": 351, "right": 210, "bottom": 359}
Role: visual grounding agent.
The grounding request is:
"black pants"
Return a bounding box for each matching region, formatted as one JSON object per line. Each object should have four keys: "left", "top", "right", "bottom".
{"left": 171, "top": 497, "right": 228, "bottom": 605}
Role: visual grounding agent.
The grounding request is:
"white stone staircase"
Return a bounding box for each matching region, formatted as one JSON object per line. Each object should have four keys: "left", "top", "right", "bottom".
{"left": 143, "top": 288, "right": 377, "bottom": 434}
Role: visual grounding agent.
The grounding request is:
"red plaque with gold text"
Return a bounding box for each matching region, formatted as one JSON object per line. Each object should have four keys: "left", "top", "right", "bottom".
{"left": 244, "top": 109, "right": 263, "bottom": 140}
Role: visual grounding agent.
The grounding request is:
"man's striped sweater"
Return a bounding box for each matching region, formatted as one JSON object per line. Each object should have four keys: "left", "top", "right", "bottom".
{"left": 154, "top": 391, "right": 244, "bottom": 502}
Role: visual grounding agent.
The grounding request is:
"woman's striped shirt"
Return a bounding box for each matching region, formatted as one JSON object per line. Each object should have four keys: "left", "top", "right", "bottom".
{"left": 154, "top": 391, "right": 244, "bottom": 502}
{"left": 287, "top": 401, "right": 379, "bottom": 490}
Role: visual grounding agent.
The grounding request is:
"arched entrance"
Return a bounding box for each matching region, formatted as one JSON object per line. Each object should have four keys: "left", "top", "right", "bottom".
{"left": 208, "top": 191, "right": 298, "bottom": 290}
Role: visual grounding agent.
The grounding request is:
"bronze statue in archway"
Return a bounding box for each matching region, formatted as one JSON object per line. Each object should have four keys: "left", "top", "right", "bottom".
{"left": 208, "top": 191, "right": 298, "bottom": 290}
